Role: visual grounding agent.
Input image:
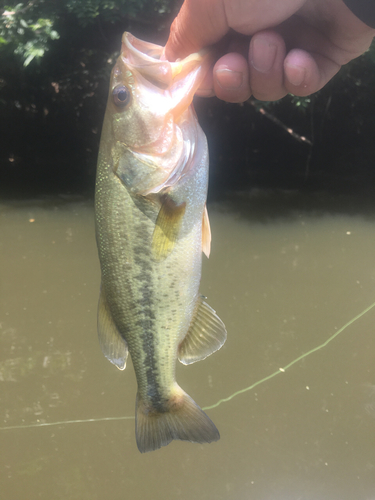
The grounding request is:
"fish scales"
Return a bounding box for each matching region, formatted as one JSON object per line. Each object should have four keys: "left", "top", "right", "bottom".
{"left": 95, "top": 32, "right": 227, "bottom": 452}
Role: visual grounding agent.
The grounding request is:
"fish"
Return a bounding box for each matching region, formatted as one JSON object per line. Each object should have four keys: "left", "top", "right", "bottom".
{"left": 95, "top": 32, "right": 226, "bottom": 453}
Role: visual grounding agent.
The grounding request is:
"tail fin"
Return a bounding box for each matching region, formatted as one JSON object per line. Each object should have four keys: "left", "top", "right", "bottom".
{"left": 135, "top": 386, "right": 219, "bottom": 453}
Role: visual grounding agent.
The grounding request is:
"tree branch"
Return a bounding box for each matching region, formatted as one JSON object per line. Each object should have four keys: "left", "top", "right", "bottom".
{"left": 248, "top": 98, "right": 313, "bottom": 146}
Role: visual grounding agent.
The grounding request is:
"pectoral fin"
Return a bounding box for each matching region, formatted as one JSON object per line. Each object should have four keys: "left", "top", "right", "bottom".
{"left": 178, "top": 296, "right": 227, "bottom": 365}
{"left": 152, "top": 195, "right": 186, "bottom": 261}
{"left": 97, "top": 286, "right": 128, "bottom": 370}
{"left": 202, "top": 205, "right": 211, "bottom": 258}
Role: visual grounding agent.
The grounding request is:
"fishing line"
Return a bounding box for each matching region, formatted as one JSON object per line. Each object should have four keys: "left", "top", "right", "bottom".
{"left": 203, "top": 300, "right": 375, "bottom": 411}
{"left": 0, "top": 416, "right": 134, "bottom": 431}
{"left": 1, "top": 300, "right": 374, "bottom": 431}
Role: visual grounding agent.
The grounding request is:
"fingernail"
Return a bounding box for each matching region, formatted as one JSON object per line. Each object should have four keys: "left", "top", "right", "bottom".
{"left": 251, "top": 39, "right": 277, "bottom": 73}
{"left": 215, "top": 68, "right": 243, "bottom": 90}
{"left": 286, "top": 65, "right": 306, "bottom": 87}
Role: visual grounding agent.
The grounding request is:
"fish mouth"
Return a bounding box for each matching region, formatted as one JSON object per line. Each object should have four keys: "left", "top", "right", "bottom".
{"left": 117, "top": 32, "right": 210, "bottom": 185}
{"left": 120, "top": 32, "right": 211, "bottom": 155}
{"left": 121, "top": 32, "right": 211, "bottom": 95}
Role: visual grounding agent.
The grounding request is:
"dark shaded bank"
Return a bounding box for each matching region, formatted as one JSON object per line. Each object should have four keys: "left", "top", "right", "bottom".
{"left": 1, "top": 11, "right": 375, "bottom": 201}
{"left": 2, "top": 87, "right": 375, "bottom": 201}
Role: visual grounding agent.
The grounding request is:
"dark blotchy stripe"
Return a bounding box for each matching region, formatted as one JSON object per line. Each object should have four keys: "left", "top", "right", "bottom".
{"left": 134, "top": 255, "right": 152, "bottom": 269}
{"left": 132, "top": 223, "right": 165, "bottom": 411}
{"left": 133, "top": 245, "right": 149, "bottom": 256}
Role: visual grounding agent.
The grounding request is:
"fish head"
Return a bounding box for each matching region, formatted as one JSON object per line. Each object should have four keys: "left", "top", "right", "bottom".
{"left": 103, "top": 32, "right": 212, "bottom": 195}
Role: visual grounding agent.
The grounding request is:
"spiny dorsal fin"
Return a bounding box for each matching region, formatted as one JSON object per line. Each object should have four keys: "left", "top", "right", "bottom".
{"left": 178, "top": 296, "right": 227, "bottom": 365}
{"left": 98, "top": 286, "right": 128, "bottom": 370}
{"left": 202, "top": 205, "right": 211, "bottom": 258}
{"left": 152, "top": 195, "right": 186, "bottom": 261}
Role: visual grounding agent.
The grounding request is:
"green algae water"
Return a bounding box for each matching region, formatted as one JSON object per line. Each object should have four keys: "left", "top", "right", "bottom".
{"left": 1, "top": 190, "right": 375, "bottom": 499}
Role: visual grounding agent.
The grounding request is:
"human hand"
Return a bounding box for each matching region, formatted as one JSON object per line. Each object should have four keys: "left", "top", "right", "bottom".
{"left": 165, "top": 0, "right": 375, "bottom": 102}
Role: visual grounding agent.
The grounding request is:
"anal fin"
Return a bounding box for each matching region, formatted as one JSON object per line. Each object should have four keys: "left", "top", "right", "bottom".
{"left": 178, "top": 296, "right": 227, "bottom": 365}
{"left": 97, "top": 286, "right": 128, "bottom": 370}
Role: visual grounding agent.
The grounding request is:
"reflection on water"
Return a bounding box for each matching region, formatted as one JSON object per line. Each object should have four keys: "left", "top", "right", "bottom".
{"left": 1, "top": 191, "right": 375, "bottom": 499}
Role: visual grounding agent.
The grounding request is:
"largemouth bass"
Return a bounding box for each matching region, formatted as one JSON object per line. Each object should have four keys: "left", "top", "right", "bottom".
{"left": 95, "top": 32, "right": 226, "bottom": 453}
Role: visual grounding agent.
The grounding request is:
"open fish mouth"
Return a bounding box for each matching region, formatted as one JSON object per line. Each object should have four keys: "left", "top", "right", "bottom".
{"left": 121, "top": 31, "right": 210, "bottom": 91}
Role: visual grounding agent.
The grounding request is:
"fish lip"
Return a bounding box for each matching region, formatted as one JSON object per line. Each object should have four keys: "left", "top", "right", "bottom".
{"left": 121, "top": 32, "right": 172, "bottom": 85}
{"left": 121, "top": 33, "right": 211, "bottom": 126}
{"left": 121, "top": 32, "right": 209, "bottom": 88}
{"left": 122, "top": 32, "right": 164, "bottom": 61}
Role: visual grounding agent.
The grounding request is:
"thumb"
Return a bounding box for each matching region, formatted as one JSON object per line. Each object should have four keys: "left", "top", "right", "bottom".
{"left": 165, "top": 0, "right": 228, "bottom": 60}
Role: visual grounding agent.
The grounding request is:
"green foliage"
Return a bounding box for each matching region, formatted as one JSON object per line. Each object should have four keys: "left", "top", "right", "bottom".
{"left": 0, "top": 0, "right": 175, "bottom": 65}
{"left": 0, "top": 3, "right": 60, "bottom": 65}
{"left": 65, "top": 0, "right": 173, "bottom": 25}
{"left": 16, "top": 18, "right": 60, "bottom": 66}
{"left": 288, "top": 95, "right": 312, "bottom": 110}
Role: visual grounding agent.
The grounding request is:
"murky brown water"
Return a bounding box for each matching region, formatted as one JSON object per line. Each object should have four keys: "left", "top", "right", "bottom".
{"left": 1, "top": 191, "right": 375, "bottom": 500}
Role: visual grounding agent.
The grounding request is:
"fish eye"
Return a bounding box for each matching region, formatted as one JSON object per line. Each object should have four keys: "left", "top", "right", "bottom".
{"left": 112, "top": 85, "right": 131, "bottom": 107}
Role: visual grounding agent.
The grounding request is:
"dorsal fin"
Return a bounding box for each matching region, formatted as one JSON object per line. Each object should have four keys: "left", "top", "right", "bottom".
{"left": 152, "top": 195, "right": 186, "bottom": 261}
{"left": 178, "top": 296, "right": 227, "bottom": 365}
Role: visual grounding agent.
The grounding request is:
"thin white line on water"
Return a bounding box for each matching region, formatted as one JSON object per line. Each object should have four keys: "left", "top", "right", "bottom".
{"left": 1, "top": 300, "right": 374, "bottom": 431}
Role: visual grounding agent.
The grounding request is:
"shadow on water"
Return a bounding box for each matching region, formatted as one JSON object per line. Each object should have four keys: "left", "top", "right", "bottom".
{"left": 1, "top": 188, "right": 375, "bottom": 500}
{"left": 209, "top": 188, "right": 375, "bottom": 222}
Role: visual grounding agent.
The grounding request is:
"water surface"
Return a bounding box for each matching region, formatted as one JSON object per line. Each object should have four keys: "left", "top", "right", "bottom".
{"left": 1, "top": 191, "right": 375, "bottom": 499}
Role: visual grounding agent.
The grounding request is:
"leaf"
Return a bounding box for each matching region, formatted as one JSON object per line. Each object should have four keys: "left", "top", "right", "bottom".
{"left": 23, "top": 53, "right": 36, "bottom": 66}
